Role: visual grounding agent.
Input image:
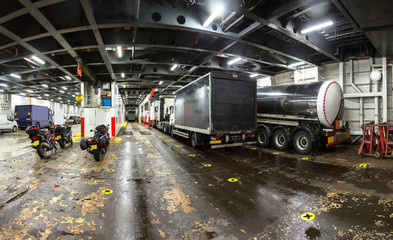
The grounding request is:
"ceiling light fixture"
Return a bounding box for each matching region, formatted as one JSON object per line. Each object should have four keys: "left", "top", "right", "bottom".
{"left": 228, "top": 57, "right": 242, "bottom": 65}
{"left": 24, "top": 58, "right": 38, "bottom": 65}
{"left": 59, "top": 90, "right": 65, "bottom": 93}
{"left": 44, "top": 94, "right": 49, "bottom": 97}
{"left": 171, "top": 64, "right": 178, "bottom": 71}
{"left": 159, "top": 81, "right": 164, "bottom": 85}
{"left": 10, "top": 73, "right": 21, "bottom": 78}
{"left": 117, "top": 46, "right": 123, "bottom": 57}
{"left": 0, "top": 83, "right": 7, "bottom": 87}
{"left": 62, "top": 86, "right": 67, "bottom": 90}
{"left": 65, "top": 76, "right": 71, "bottom": 80}
{"left": 42, "top": 84, "right": 48, "bottom": 88}
{"left": 121, "top": 73, "right": 125, "bottom": 78}
{"left": 301, "top": 20, "right": 333, "bottom": 34}
{"left": 250, "top": 73, "right": 259, "bottom": 78}
{"left": 289, "top": 62, "right": 305, "bottom": 68}
{"left": 203, "top": 4, "right": 224, "bottom": 28}
{"left": 31, "top": 56, "right": 45, "bottom": 64}
{"left": 20, "top": 93, "right": 26, "bottom": 96}
{"left": 25, "top": 90, "right": 34, "bottom": 93}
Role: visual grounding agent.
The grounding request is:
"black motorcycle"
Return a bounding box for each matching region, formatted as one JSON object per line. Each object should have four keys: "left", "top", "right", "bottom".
{"left": 26, "top": 126, "right": 58, "bottom": 158}
{"left": 80, "top": 124, "right": 110, "bottom": 161}
{"left": 51, "top": 124, "right": 73, "bottom": 148}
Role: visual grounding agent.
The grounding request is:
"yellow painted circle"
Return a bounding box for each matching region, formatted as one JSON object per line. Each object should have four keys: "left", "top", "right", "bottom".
{"left": 12, "top": 159, "right": 17, "bottom": 162}
{"left": 251, "top": 147, "right": 256, "bottom": 150}
{"left": 204, "top": 164, "right": 211, "bottom": 167}
{"left": 228, "top": 178, "right": 238, "bottom": 182}
{"left": 190, "top": 154, "right": 196, "bottom": 157}
{"left": 107, "top": 169, "right": 115, "bottom": 172}
{"left": 358, "top": 163, "right": 368, "bottom": 168}
{"left": 302, "top": 157, "right": 309, "bottom": 160}
{"left": 101, "top": 189, "right": 113, "bottom": 194}
{"left": 301, "top": 212, "right": 315, "bottom": 221}
{"left": 273, "top": 152, "right": 279, "bottom": 155}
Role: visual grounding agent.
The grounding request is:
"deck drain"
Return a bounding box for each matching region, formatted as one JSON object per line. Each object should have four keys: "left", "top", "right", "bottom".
{"left": 305, "top": 227, "right": 320, "bottom": 239}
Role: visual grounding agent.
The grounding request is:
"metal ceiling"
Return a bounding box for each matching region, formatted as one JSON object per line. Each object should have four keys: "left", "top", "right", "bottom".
{"left": 0, "top": 0, "right": 378, "bottom": 110}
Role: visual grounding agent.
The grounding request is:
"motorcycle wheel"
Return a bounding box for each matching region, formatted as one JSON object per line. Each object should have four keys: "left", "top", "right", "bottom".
{"left": 93, "top": 150, "right": 100, "bottom": 161}
{"left": 70, "top": 136, "right": 73, "bottom": 145}
{"left": 59, "top": 139, "right": 66, "bottom": 148}
{"left": 37, "top": 144, "right": 47, "bottom": 158}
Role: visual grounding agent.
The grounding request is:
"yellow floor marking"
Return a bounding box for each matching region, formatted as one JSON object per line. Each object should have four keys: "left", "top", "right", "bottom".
{"left": 204, "top": 164, "right": 211, "bottom": 167}
{"left": 190, "top": 154, "right": 196, "bottom": 157}
{"left": 273, "top": 152, "right": 279, "bottom": 155}
{"left": 358, "top": 163, "right": 368, "bottom": 168}
{"left": 107, "top": 169, "right": 115, "bottom": 172}
{"left": 228, "top": 178, "right": 238, "bottom": 182}
{"left": 301, "top": 212, "right": 315, "bottom": 221}
{"left": 101, "top": 189, "right": 113, "bottom": 194}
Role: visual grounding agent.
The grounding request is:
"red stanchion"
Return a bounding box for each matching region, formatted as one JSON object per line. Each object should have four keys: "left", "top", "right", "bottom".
{"left": 148, "top": 117, "right": 151, "bottom": 129}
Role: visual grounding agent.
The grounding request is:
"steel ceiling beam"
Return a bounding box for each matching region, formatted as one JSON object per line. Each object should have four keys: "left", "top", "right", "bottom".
{"left": 19, "top": 0, "right": 96, "bottom": 83}
{"left": 80, "top": 0, "right": 115, "bottom": 81}
{"left": 0, "top": 26, "right": 80, "bottom": 83}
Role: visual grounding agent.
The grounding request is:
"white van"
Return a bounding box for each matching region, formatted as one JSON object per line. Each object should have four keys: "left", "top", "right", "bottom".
{"left": 0, "top": 114, "right": 18, "bottom": 132}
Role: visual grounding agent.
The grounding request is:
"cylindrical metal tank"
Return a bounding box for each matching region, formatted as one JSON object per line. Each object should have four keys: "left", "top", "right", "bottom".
{"left": 257, "top": 81, "right": 343, "bottom": 128}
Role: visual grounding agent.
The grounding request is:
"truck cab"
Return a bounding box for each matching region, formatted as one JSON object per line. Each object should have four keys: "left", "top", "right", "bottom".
{"left": 0, "top": 113, "right": 18, "bottom": 132}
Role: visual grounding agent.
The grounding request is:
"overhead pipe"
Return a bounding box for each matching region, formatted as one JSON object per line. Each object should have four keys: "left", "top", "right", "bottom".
{"left": 382, "top": 57, "right": 388, "bottom": 122}
{"left": 349, "top": 59, "right": 362, "bottom": 93}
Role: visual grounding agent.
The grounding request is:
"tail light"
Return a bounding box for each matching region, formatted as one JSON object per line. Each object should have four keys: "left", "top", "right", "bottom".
{"left": 32, "top": 136, "right": 39, "bottom": 141}
{"left": 326, "top": 132, "right": 334, "bottom": 137}
{"left": 247, "top": 133, "right": 255, "bottom": 138}
{"left": 210, "top": 136, "right": 220, "bottom": 141}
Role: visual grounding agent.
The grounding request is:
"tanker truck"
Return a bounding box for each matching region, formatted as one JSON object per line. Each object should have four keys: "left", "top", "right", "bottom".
{"left": 256, "top": 81, "right": 350, "bottom": 154}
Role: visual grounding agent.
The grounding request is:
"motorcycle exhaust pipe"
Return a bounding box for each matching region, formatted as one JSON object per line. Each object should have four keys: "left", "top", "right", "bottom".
{"left": 41, "top": 143, "right": 51, "bottom": 149}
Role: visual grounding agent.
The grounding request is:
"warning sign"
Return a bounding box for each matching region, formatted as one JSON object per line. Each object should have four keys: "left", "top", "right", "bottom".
{"left": 101, "top": 189, "right": 113, "bottom": 194}
{"left": 301, "top": 212, "right": 315, "bottom": 221}
{"left": 228, "top": 178, "right": 238, "bottom": 182}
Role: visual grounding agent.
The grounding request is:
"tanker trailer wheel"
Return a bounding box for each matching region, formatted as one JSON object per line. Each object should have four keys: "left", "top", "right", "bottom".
{"left": 293, "top": 130, "right": 312, "bottom": 155}
{"left": 272, "top": 129, "right": 289, "bottom": 151}
{"left": 256, "top": 128, "right": 269, "bottom": 148}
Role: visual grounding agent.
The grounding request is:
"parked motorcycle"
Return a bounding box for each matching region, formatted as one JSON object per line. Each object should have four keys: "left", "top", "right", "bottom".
{"left": 51, "top": 124, "right": 73, "bottom": 148}
{"left": 80, "top": 124, "right": 110, "bottom": 161}
{"left": 26, "top": 126, "right": 58, "bottom": 158}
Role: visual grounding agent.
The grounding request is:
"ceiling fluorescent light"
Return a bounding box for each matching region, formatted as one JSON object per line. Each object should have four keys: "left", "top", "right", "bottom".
{"left": 121, "top": 73, "right": 125, "bottom": 78}
{"left": 117, "top": 46, "right": 123, "bottom": 57}
{"left": 25, "top": 90, "right": 34, "bottom": 93}
{"left": 10, "top": 73, "right": 21, "bottom": 78}
{"left": 159, "top": 81, "right": 164, "bottom": 85}
{"left": 44, "top": 94, "right": 49, "bottom": 96}
{"left": 20, "top": 93, "right": 26, "bottom": 96}
{"left": 62, "top": 86, "right": 67, "bottom": 90}
{"left": 24, "top": 58, "right": 38, "bottom": 65}
{"left": 65, "top": 76, "right": 71, "bottom": 80}
{"left": 289, "top": 62, "right": 305, "bottom": 68}
{"left": 203, "top": 5, "right": 224, "bottom": 28}
{"left": 228, "top": 57, "right": 242, "bottom": 65}
{"left": 171, "top": 64, "right": 178, "bottom": 71}
{"left": 42, "top": 84, "right": 48, "bottom": 88}
{"left": 31, "top": 56, "right": 45, "bottom": 64}
{"left": 0, "top": 83, "right": 7, "bottom": 87}
{"left": 250, "top": 73, "right": 259, "bottom": 78}
{"left": 301, "top": 20, "right": 333, "bottom": 34}
{"left": 59, "top": 90, "right": 65, "bottom": 93}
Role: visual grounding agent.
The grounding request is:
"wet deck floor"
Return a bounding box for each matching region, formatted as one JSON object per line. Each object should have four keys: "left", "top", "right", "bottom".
{"left": 0, "top": 123, "right": 392, "bottom": 239}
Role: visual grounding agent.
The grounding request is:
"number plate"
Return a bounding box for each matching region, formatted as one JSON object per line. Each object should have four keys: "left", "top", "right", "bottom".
{"left": 91, "top": 145, "right": 97, "bottom": 150}
{"left": 56, "top": 135, "right": 61, "bottom": 139}
{"left": 210, "top": 140, "right": 222, "bottom": 145}
{"left": 34, "top": 140, "right": 39, "bottom": 146}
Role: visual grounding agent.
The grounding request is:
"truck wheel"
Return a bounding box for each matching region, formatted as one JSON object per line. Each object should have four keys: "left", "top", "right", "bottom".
{"left": 272, "top": 129, "right": 289, "bottom": 151}
{"left": 12, "top": 126, "right": 17, "bottom": 132}
{"left": 293, "top": 130, "right": 312, "bottom": 155}
{"left": 190, "top": 132, "right": 198, "bottom": 148}
{"left": 257, "top": 128, "right": 269, "bottom": 148}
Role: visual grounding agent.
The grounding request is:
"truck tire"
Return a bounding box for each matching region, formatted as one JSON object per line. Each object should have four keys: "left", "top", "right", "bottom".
{"left": 191, "top": 132, "right": 198, "bottom": 148}
{"left": 272, "top": 129, "right": 289, "bottom": 151}
{"left": 256, "top": 128, "right": 269, "bottom": 148}
{"left": 293, "top": 130, "right": 312, "bottom": 155}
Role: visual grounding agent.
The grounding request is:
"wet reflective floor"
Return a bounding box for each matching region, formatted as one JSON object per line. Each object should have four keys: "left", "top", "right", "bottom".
{"left": 0, "top": 123, "right": 392, "bottom": 239}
